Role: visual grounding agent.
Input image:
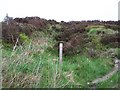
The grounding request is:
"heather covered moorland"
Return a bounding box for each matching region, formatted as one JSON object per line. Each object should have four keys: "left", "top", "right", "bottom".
{"left": 1, "top": 16, "right": 120, "bottom": 88}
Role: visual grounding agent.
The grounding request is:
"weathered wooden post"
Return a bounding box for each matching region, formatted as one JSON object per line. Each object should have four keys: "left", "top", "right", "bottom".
{"left": 59, "top": 42, "right": 63, "bottom": 64}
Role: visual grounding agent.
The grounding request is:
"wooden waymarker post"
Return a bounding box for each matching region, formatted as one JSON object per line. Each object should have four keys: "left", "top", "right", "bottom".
{"left": 59, "top": 42, "right": 63, "bottom": 64}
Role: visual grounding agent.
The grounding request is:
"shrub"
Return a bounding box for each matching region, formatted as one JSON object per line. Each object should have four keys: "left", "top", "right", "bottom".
{"left": 19, "top": 33, "right": 30, "bottom": 44}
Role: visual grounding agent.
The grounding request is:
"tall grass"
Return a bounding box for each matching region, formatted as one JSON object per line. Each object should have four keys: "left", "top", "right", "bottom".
{"left": 2, "top": 31, "right": 116, "bottom": 88}
{"left": 0, "top": 39, "right": 2, "bottom": 89}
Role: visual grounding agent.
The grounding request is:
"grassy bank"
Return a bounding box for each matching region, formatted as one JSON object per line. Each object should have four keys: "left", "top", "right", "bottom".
{"left": 2, "top": 29, "right": 118, "bottom": 88}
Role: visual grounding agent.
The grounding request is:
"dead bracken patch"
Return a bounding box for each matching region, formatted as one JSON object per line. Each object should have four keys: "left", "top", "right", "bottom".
{"left": 2, "top": 72, "right": 40, "bottom": 88}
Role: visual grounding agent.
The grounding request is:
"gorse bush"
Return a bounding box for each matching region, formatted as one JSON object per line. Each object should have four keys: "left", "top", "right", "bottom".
{"left": 19, "top": 33, "right": 30, "bottom": 44}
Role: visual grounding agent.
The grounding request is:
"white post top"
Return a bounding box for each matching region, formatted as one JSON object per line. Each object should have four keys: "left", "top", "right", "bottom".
{"left": 59, "top": 43, "right": 63, "bottom": 48}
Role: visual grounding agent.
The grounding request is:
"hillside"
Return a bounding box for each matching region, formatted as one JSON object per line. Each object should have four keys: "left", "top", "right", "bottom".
{"left": 1, "top": 16, "right": 120, "bottom": 88}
